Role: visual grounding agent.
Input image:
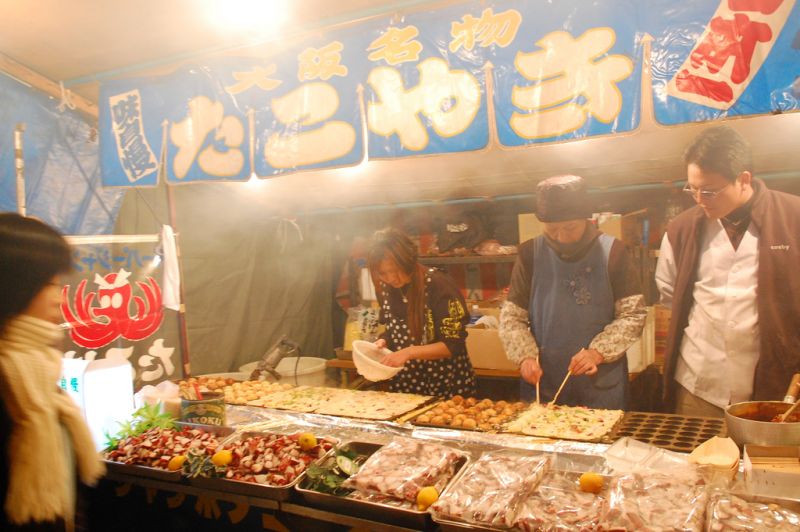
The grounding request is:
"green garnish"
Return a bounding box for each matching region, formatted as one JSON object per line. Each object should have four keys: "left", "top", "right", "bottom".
{"left": 104, "top": 403, "right": 177, "bottom": 451}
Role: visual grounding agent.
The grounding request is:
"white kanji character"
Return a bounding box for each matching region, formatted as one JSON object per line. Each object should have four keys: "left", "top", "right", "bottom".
{"left": 139, "top": 339, "right": 175, "bottom": 382}
{"left": 170, "top": 96, "right": 245, "bottom": 179}
{"left": 368, "top": 58, "right": 481, "bottom": 151}
{"left": 511, "top": 28, "right": 633, "bottom": 139}
{"left": 264, "top": 82, "right": 356, "bottom": 168}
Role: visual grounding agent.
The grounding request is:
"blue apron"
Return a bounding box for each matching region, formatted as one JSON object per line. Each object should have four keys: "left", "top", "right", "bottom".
{"left": 521, "top": 234, "right": 628, "bottom": 409}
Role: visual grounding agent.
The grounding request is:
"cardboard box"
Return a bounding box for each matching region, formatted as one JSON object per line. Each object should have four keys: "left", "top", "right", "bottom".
{"left": 744, "top": 445, "right": 800, "bottom": 499}
{"left": 466, "top": 326, "right": 518, "bottom": 371}
{"left": 518, "top": 213, "right": 543, "bottom": 244}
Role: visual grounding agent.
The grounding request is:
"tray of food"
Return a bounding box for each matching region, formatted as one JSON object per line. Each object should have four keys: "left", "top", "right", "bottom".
{"left": 514, "top": 470, "right": 611, "bottom": 531}
{"left": 104, "top": 425, "right": 231, "bottom": 481}
{"left": 221, "top": 380, "right": 294, "bottom": 405}
{"left": 177, "top": 376, "right": 241, "bottom": 395}
{"left": 707, "top": 491, "right": 800, "bottom": 530}
{"left": 410, "top": 396, "right": 528, "bottom": 431}
{"left": 596, "top": 469, "right": 708, "bottom": 531}
{"left": 245, "top": 386, "right": 338, "bottom": 412}
{"left": 503, "top": 403, "right": 624, "bottom": 442}
{"left": 188, "top": 431, "right": 336, "bottom": 500}
{"left": 296, "top": 440, "right": 469, "bottom": 530}
{"left": 431, "top": 450, "right": 550, "bottom": 530}
{"left": 312, "top": 388, "right": 435, "bottom": 421}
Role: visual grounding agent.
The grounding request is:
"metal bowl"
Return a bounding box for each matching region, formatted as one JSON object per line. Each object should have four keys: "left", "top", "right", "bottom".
{"left": 725, "top": 401, "right": 800, "bottom": 447}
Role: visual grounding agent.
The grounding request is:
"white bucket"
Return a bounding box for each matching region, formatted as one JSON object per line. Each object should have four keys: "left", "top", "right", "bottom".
{"left": 274, "top": 357, "right": 327, "bottom": 386}
{"left": 238, "top": 357, "right": 328, "bottom": 386}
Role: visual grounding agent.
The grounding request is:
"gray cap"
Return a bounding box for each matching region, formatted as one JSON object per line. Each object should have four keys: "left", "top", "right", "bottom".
{"left": 535, "top": 175, "right": 591, "bottom": 222}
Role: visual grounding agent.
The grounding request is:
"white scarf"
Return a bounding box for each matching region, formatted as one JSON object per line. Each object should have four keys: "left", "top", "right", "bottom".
{"left": 0, "top": 315, "right": 105, "bottom": 526}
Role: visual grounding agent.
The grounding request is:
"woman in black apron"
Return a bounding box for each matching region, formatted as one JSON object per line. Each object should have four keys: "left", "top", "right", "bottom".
{"left": 368, "top": 228, "right": 476, "bottom": 398}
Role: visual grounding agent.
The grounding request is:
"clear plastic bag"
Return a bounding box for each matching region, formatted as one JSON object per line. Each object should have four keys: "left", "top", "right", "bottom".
{"left": 514, "top": 470, "right": 607, "bottom": 531}
{"left": 707, "top": 493, "right": 800, "bottom": 531}
{"left": 431, "top": 451, "right": 549, "bottom": 529}
{"left": 348, "top": 490, "right": 417, "bottom": 510}
{"left": 598, "top": 469, "right": 707, "bottom": 531}
{"left": 341, "top": 437, "right": 462, "bottom": 501}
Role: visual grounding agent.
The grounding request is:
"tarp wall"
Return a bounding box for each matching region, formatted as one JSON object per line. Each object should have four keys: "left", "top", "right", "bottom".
{"left": 114, "top": 183, "right": 336, "bottom": 374}
{"left": 0, "top": 74, "right": 123, "bottom": 234}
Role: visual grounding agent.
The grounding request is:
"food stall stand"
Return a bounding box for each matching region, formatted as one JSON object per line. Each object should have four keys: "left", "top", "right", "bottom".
{"left": 92, "top": 381, "right": 800, "bottom": 532}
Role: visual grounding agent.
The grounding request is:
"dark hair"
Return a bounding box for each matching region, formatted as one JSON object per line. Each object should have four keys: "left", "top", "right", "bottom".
{"left": 367, "top": 228, "right": 425, "bottom": 342}
{"left": 0, "top": 213, "right": 72, "bottom": 332}
{"left": 683, "top": 126, "right": 753, "bottom": 182}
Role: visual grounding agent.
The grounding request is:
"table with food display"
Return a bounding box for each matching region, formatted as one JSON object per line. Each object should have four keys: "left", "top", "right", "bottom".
{"left": 92, "top": 375, "right": 800, "bottom": 531}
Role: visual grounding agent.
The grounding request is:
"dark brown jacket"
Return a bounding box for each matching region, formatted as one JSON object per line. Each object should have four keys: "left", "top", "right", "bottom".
{"left": 663, "top": 179, "right": 800, "bottom": 406}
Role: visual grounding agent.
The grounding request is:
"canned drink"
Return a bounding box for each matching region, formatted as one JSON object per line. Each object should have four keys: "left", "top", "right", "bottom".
{"left": 180, "top": 392, "right": 226, "bottom": 426}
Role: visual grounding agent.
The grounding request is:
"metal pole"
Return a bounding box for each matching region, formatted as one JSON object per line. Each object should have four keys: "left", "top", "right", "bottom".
{"left": 14, "top": 123, "right": 26, "bottom": 216}
{"left": 165, "top": 182, "right": 192, "bottom": 378}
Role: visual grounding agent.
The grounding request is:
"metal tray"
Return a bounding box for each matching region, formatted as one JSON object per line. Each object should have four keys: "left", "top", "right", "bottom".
{"left": 189, "top": 431, "right": 337, "bottom": 501}
{"left": 173, "top": 421, "right": 236, "bottom": 437}
{"left": 103, "top": 459, "right": 183, "bottom": 482}
{"left": 431, "top": 459, "right": 608, "bottom": 531}
{"left": 408, "top": 399, "right": 528, "bottom": 433}
{"left": 609, "top": 411, "right": 726, "bottom": 452}
{"left": 499, "top": 407, "right": 626, "bottom": 444}
{"left": 724, "top": 491, "right": 800, "bottom": 511}
{"left": 103, "top": 423, "right": 236, "bottom": 482}
{"left": 295, "top": 440, "right": 470, "bottom": 530}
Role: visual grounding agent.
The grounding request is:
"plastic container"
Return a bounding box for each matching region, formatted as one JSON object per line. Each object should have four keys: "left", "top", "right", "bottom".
{"left": 238, "top": 357, "right": 327, "bottom": 386}
{"left": 275, "top": 357, "right": 327, "bottom": 386}
{"left": 351, "top": 340, "right": 402, "bottom": 381}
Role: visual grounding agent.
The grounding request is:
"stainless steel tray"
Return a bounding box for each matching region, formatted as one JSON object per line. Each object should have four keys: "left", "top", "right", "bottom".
{"left": 103, "top": 459, "right": 183, "bottom": 482}
{"left": 173, "top": 421, "right": 236, "bottom": 437}
{"left": 295, "top": 440, "right": 470, "bottom": 530}
{"left": 430, "top": 457, "right": 511, "bottom": 532}
{"left": 103, "top": 423, "right": 235, "bottom": 482}
{"left": 431, "top": 458, "right": 608, "bottom": 531}
{"left": 189, "top": 431, "right": 337, "bottom": 501}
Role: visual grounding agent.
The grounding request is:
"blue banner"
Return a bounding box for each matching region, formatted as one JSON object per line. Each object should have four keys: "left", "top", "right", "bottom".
{"left": 362, "top": 6, "right": 490, "bottom": 157}
{"left": 492, "top": 0, "right": 642, "bottom": 146}
{"left": 98, "top": 0, "right": 800, "bottom": 186}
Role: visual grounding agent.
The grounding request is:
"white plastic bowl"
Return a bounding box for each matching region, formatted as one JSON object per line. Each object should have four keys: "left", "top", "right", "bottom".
{"left": 352, "top": 340, "right": 402, "bottom": 381}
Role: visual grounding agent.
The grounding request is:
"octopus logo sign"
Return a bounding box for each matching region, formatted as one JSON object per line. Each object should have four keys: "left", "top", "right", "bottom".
{"left": 61, "top": 268, "right": 164, "bottom": 349}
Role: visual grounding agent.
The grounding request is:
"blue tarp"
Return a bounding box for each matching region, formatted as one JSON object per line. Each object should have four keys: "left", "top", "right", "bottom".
{"left": 0, "top": 73, "right": 123, "bottom": 234}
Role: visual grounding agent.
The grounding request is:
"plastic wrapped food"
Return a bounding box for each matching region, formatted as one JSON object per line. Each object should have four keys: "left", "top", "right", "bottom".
{"left": 707, "top": 493, "right": 800, "bottom": 531}
{"left": 341, "top": 437, "right": 462, "bottom": 501}
{"left": 515, "top": 471, "right": 606, "bottom": 531}
{"left": 431, "top": 451, "right": 549, "bottom": 528}
{"left": 598, "top": 470, "right": 707, "bottom": 531}
{"left": 348, "top": 490, "right": 417, "bottom": 510}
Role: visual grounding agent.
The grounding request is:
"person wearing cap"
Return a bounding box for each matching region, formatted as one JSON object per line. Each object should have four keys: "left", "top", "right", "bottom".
{"left": 656, "top": 126, "right": 800, "bottom": 417}
{"left": 499, "top": 175, "right": 646, "bottom": 409}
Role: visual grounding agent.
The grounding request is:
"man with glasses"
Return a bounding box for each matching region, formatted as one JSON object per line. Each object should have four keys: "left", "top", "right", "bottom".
{"left": 656, "top": 126, "right": 800, "bottom": 417}
{"left": 500, "top": 175, "right": 646, "bottom": 409}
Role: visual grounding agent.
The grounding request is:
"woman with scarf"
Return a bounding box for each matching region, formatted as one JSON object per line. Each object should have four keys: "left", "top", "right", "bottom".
{"left": 499, "top": 175, "right": 646, "bottom": 409}
{"left": 368, "top": 228, "right": 476, "bottom": 398}
{"left": 0, "top": 213, "right": 105, "bottom": 531}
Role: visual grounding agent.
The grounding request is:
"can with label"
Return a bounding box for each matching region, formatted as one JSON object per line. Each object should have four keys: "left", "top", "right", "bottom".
{"left": 180, "top": 392, "right": 226, "bottom": 426}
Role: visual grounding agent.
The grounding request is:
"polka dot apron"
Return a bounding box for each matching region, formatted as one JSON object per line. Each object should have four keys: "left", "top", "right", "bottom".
{"left": 382, "top": 271, "right": 476, "bottom": 398}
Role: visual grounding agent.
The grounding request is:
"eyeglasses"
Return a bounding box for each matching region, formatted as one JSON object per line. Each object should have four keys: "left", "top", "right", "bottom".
{"left": 682, "top": 183, "right": 730, "bottom": 201}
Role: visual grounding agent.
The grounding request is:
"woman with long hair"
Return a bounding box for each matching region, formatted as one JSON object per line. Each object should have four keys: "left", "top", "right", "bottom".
{"left": 0, "top": 213, "right": 105, "bottom": 531}
{"left": 367, "top": 227, "right": 475, "bottom": 397}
